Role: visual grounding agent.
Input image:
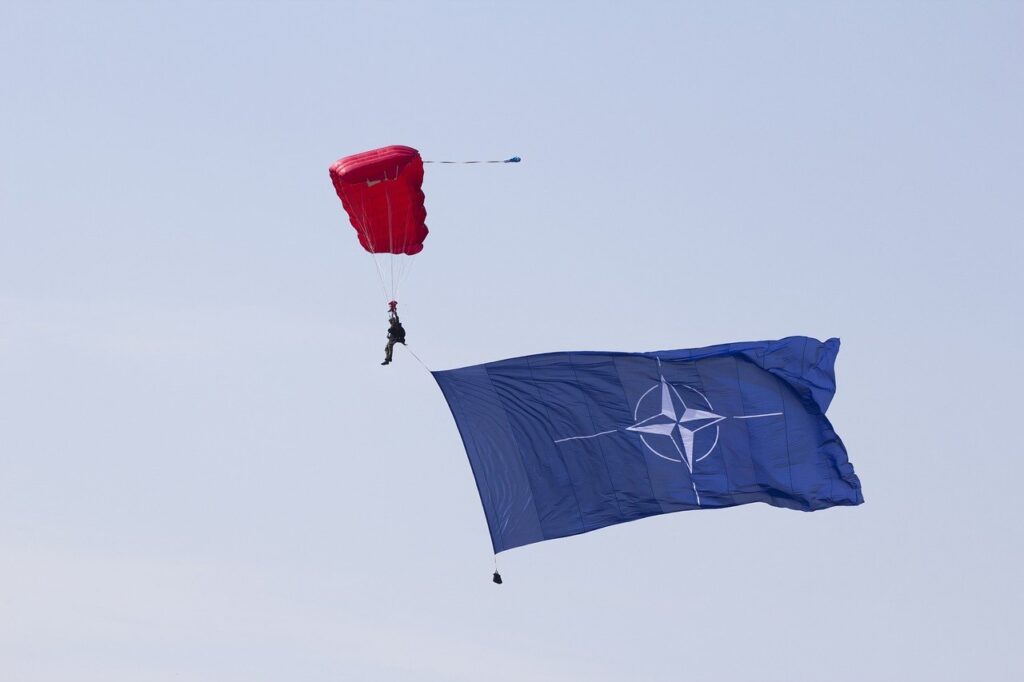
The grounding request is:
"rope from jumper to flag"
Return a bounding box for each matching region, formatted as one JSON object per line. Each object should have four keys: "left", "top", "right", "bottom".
{"left": 404, "top": 345, "right": 432, "bottom": 373}
{"left": 423, "top": 156, "right": 521, "bottom": 164}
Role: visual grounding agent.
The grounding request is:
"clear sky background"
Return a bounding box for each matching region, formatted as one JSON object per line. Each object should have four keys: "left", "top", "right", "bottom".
{"left": 2, "top": 2, "right": 1022, "bottom": 680}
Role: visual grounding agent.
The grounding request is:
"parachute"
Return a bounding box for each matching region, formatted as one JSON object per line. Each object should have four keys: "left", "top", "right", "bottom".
{"left": 329, "top": 145, "right": 427, "bottom": 304}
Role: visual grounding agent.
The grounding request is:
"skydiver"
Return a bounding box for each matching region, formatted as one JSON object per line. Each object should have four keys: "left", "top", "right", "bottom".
{"left": 382, "top": 310, "right": 406, "bottom": 365}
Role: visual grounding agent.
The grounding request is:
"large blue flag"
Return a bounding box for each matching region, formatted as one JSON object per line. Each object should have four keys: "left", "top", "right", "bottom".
{"left": 433, "top": 337, "right": 862, "bottom": 553}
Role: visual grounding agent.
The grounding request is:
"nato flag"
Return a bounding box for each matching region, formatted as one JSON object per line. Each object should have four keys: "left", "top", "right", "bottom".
{"left": 433, "top": 337, "right": 862, "bottom": 553}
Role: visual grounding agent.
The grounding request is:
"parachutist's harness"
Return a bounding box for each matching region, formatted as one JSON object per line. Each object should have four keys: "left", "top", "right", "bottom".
{"left": 388, "top": 318, "right": 406, "bottom": 343}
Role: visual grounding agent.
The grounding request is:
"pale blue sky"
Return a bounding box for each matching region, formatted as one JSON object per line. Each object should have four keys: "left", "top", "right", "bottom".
{"left": 2, "top": 2, "right": 1022, "bottom": 680}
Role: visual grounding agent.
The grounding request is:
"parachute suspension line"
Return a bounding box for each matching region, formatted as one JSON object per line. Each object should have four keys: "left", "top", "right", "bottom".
{"left": 345, "top": 186, "right": 392, "bottom": 304}
{"left": 384, "top": 190, "right": 396, "bottom": 301}
{"left": 394, "top": 192, "right": 413, "bottom": 297}
{"left": 394, "top": 253, "right": 417, "bottom": 302}
{"left": 369, "top": 254, "right": 390, "bottom": 303}
{"left": 364, "top": 237, "right": 391, "bottom": 304}
{"left": 394, "top": 256, "right": 405, "bottom": 300}
{"left": 423, "top": 156, "right": 521, "bottom": 164}
{"left": 363, "top": 224, "right": 390, "bottom": 304}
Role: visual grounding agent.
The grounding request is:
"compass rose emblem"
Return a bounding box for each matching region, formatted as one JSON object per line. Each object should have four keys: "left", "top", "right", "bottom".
{"left": 626, "top": 377, "right": 724, "bottom": 472}
{"left": 552, "top": 362, "right": 783, "bottom": 506}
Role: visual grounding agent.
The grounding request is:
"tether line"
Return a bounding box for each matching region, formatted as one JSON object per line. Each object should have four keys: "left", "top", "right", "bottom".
{"left": 423, "top": 156, "right": 521, "bottom": 164}
{"left": 404, "top": 346, "right": 432, "bottom": 372}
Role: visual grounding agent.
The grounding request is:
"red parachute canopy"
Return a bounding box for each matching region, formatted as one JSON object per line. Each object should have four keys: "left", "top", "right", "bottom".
{"left": 329, "top": 145, "right": 428, "bottom": 256}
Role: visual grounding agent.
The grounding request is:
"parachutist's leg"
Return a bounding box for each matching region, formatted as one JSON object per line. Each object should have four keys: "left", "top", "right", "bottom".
{"left": 382, "top": 339, "right": 394, "bottom": 365}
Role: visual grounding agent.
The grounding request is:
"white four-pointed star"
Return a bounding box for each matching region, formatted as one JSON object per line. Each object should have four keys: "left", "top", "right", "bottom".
{"left": 626, "top": 378, "right": 725, "bottom": 471}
